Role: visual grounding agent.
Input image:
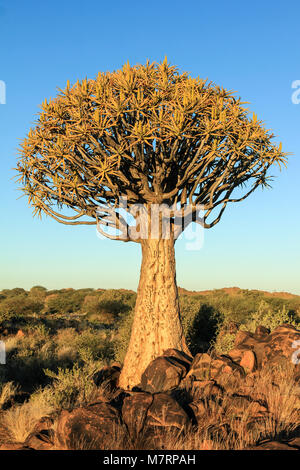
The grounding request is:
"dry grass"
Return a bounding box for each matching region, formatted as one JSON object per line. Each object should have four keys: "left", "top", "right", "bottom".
{"left": 0, "top": 382, "right": 19, "bottom": 409}
{"left": 2, "top": 363, "right": 297, "bottom": 450}
{"left": 0, "top": 395, "right": 54, "bottom": 444}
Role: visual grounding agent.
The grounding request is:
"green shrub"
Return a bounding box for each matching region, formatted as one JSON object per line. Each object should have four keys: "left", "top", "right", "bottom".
{"left": 75, "top": 328, "right": 115, "bottom": 362}
{"left": 29, "top": 286, "right": 48, "bottom": 301}
{"left": 44, "top": 290, "right": 87, "bottom": 315}
{"left": 113, "top": 309, "right": 134, "bottom": 364}
{"left": 0, "top": 288, "right": 27, "bottom": 298}
{"left": 241, "top": 301, "right": 299, "bottom": 333}
{"left": 0, "top": 295, "right": 43, "bottom": 321}
{"left": 43, "top": 359, "right": 102, "bottom": 410}
{"left": 212, "top": 332, "right": 236, "bottom": 355}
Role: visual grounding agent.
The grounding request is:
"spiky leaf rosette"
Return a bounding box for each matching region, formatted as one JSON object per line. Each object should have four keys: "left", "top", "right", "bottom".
{"left": 16, "top": 57, "right": 288, "bottom": 237}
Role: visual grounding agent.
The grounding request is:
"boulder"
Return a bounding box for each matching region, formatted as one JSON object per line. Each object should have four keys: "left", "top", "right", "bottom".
{"left": 255, "top": 325, "right": 270, "bottom": 339}
{"left": 93, "top": 364, "right": 121, "bottom": 388}
{"left": 189, "top": 379, "right": 223, "bottom": 399}
{"left": 122, "top": 391, "right": 190, "bottom": 443}
{"left": 230, "top": 324, "right": 300, "bottom": 371}
{"left": 122, "top": 392, "right": 153, "bottom": 440}
{"left": 23, "top": 429, "right": 54, "bottom": 450}
{"left": 33, "top": 416, "right": 55, "bottom": 433}
{"left": 228, "top": 395, "right": 268, "bottom": 417}
{"left": 285, "top": 437, "right": 300, "bottom": 449}
{"left": 0, "top": 443, "right": 32, "bottom": 450}
{"left": 20, "top": 416, "right": 56, "bottom": 450}
{"left": 188, "top": 400, "right": 207, "bottom": 423}
{"left": 56, "top": 402, "right": 120, "bottom": 450}
{"left": 140, "top": 349, "right": 192, "bottom": 393}
{"left": 185, "top": 353, "right": 245, "bottom": 382}
{"left": 162, "top": 348, "right": 193, "bottom": 366}
{"left": 261, "top": 324, "right": 300, "bottom": 368}
{"left": 249, "top": 440, "right": 299, "bottom": 450}
{"left": 227, "top": 349, "right": 257, "bottom": 373}
{"left": 146, "top": 392, "right": 190, "bottom": 430}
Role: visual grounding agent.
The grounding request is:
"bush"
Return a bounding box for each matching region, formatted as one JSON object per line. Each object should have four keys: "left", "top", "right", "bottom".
{"left": 113, "top": 309, "right": 134, "bottom": 364}
{"left": 0, "top": 288, "right": 27, "bottom": 298}
{"left": 43, "top": 359, "right": 102, "bottom": 410}
{"left": 44, "top": 290, "right": 87, "bottom": 315}
{"left": 0, "top": 295, "right": 43, "bottom": 321}
{"left": 180, "top": 299, "right": 220, "bottom": 355}
{"left": 29, "top": 286, "right": 48, "bottom": 301}
{"left": 212, "top": 332, "right": 236, "bottom": 355}
{"left": 76, "top": 329, "right": 115, "bottom": 362}
{"left": 241, "top": 300, "right": 299, "bottom": 333}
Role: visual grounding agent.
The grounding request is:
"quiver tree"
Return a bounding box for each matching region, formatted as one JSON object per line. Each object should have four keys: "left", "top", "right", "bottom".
{"left": 16, "top": 58, "right": 287, "bottom": 389}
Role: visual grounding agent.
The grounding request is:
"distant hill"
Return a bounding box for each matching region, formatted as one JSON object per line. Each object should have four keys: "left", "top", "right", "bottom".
{"left": 177, "top": 286, "right": 300, "bottom": 299}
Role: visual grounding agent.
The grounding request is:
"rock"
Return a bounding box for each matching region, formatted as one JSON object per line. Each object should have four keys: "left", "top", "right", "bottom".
{"left": 185, "top": 353, "right": 245, "bottom": 382}
{"left": 286, "top": 437, "right": 300, "bottom": 448}
{"left": 261, "top": 324, "right": 300, "bottom": 369}
{"left": 16, "top": 329, "right": 25, "bottom": 338}
{"left": 145, "top": 393, "right": 190, "bottom": 445}
{"left": 0, "top": 443, "right": 32, "bottom": 450}
{"left": 189, "top": 379, "right": 223, "bottom": 399}
{"left": 206, "top": 423, "right": 232, "bottom": 442}
{"left": 232, "top": 324, "right": 300, "bottom": 372}
{"left": 21, "top": 416, "right": 56, "bottom": 450}
{"left": 229, "top": 395, "right": 268, "bottom": 417}
{"left": 188, "top": 400, "right": 207, "bottom": 422}
{"left": 33, "top": 416, "right": 55, "bottom": 433}
{"left": 122, "top": 391, "right": 189, "bottom": 444}
{"left": 140, "top": 350, "right": 191, "bottom": 393}
{"left": 228, "top": 349, "right": 257, "bottom": 373}
{"left": 146, "top": 393, "right": 189, "bottom": 430}
{"left": 234, "top": 330, "right": 254, "bottom": 348}
{"left": 240, "top": 350, "right": 257, "bottom": 373}
{"left": 255, "top": 325, "right": 270, "bottom": 338}
{"left": 92, "top": 365, "right": 121, "bottom": 393}
{"left": 24, "top": 429, "right": 54, "bottom": 450}
{"left": 122, "top": 392, "right": 153, "bottom": 440}
{"left": 56, "top": 402, "right": 120, "bottom": 450}
{"left": 162, "top": 348, "right": 193, "bottom": 366}
{"left": 250, "top": 440, "right": 299, "bottom": 450}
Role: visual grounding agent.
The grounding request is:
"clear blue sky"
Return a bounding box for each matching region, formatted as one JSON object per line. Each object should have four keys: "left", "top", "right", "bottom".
{"left": 1, "top": 0, "right": 300, "bottom": 294}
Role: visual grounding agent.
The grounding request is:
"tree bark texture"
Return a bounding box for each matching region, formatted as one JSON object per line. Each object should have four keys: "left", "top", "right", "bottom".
{"left": 118, "top": 236, "right": 190, "bottom": 390}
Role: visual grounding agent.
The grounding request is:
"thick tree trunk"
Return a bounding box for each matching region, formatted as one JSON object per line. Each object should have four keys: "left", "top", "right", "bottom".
{"left": 118, "top": 236, "right": 191, "bottom": 390}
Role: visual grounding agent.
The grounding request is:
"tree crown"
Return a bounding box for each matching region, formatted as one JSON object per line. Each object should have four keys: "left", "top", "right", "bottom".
{"left": 16, "top": 58, "right": 288, "bottom": 240}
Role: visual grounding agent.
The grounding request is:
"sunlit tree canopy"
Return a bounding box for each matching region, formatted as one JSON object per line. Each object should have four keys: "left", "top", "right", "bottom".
{"left": 16, "top": 57, "right": 288, "bottom": 235}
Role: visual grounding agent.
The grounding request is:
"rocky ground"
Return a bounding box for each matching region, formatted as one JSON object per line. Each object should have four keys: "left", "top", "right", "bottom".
{"left": 1, "top": 323, "right": 299, "bottom": 451}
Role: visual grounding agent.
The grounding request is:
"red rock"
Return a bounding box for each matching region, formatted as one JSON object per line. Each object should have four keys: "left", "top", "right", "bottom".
{"left": 140, "top": 350, "right": 191, "bottom": 393}
{"left": 239, "top": 350, "right": 257, "bottom": 373}
{"left": 24, "top": 430, "right": 54, "bottom": 450}
{"left": 186, "top": 353, "right": 245, "bottom": 382}
{"left": 122, "top": 392, "right": 153, "bottom": 440}
{"left": 0, "top": 443, "right": 32, "bottom": 450}
{"left": 232, "top": 324, "right": 300, "bottom": 373}
{"left": 16, "top": 330, "right": 25, "bottom": 338}
{"left": 56, "top": 402, "right": 120, "bottom": 450}
{"left": 250, "top": 440, "right": 298, "bottom": 450}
